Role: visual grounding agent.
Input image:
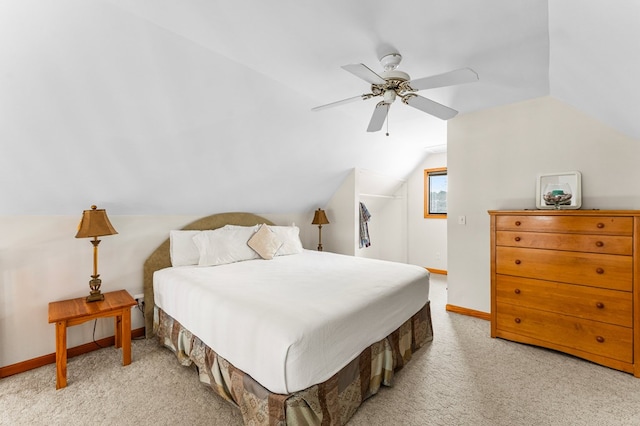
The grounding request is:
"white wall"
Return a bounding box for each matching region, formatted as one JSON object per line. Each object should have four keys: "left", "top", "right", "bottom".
{"left": 407, "top": 152, "right": 448, "bottom": 270}
{"left": 323, "top": 171, "right": 357, "bottom": 255}
{"left": 447, "top": 96, "right": 640, "bottom": 313}
{"left": 0, "top": 212, "right": 314, "bottom": 368}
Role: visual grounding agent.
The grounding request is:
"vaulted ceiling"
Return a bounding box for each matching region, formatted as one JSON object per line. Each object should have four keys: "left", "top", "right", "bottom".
{"left": 0, "top": 1, "right": 637, "bottom": 215}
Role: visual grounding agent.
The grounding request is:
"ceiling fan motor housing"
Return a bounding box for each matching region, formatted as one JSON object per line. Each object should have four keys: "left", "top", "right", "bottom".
{"left": 380, "top": 70, "right": 410, "bottom": 81}
{"left": 379, "top": 52, "right": 403, "bottom": 71}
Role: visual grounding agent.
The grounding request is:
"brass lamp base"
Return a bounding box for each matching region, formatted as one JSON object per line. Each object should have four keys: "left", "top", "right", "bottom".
{"left": 87, "top": 291, "right": 104, "bottom": 302}
{"left": 317, "top": 224, "right": 324, "bottom": 251}
{"left": 86, "top": 276, "right": 104, "bottom": 303}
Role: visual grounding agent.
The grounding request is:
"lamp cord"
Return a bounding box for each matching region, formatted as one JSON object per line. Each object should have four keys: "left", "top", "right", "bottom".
{"left": 91, "top": 303, "right": 146, "bottom": 347}
{"left": 132, "top": 301, "right": 145, "bottom": 340}
{"left": 92, "top": 319, "right": 104, "bottom": 348}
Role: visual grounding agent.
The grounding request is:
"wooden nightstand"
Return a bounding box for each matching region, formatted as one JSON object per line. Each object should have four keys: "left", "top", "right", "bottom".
{"left": 48, "top": 289, "right": 137, "bottom": 389}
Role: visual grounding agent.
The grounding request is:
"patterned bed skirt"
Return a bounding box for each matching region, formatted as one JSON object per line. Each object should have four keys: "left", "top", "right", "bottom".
{"left": 154, "top": 302, "right": 433, "bottom": 425}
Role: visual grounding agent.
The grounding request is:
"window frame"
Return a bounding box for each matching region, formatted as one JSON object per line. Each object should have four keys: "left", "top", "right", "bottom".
{"left": 424, "top": 167, "right": 447, "bottom": 219}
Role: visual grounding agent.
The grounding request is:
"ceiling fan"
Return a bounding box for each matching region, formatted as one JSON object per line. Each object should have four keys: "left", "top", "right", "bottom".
{"left": 312, "top": 52, "right": 478, "bottom": 133}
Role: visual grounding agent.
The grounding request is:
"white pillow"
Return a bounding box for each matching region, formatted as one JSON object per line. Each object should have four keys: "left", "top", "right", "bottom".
{"left": 222, "top": 224, "right": 259, "bottom": 231}
{"left": 247, "top": 224, "right": 283, "bottom": 260}
{"left": 169, "top": 230, "right": 203, "bottom": 267}
{"left": 193, "top": 227, "right": 259, "bottom": 266}
{"left": 268, "top": 224, "right": 304, "bottom": 256}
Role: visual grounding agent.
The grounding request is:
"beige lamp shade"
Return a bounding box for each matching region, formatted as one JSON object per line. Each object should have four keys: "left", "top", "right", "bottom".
{"left": 76, "top": 205, "right": 118, "bottom": 238}
{"left": 311, "top": 209, "right": 329, "bottom": 225}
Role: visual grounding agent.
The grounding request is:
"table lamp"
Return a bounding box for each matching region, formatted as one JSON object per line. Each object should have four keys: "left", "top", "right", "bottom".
{"left": 311, "top": 208, "right": 329, "bottom": 251}
{"left": 75, "top": 205, "right": 118, "bottom": 302}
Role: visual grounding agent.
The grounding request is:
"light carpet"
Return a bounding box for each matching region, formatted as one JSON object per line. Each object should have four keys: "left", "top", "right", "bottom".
{"left": 3, "top": 275, "right": 640, "bottom": 425}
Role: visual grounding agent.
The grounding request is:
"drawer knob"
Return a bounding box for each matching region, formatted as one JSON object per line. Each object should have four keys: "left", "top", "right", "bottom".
{"left": 596, "top": 336, "right": 605, "bottom": 343}
{"left": 514, "top": 318, "right": 521, "bottom": 324}
{"left": 596, "top": 302, "right": 605, "bottom": 309}
{"left": 514, "top": 236, "right": 521, "bottom": 242}
{"left": 597, "top": 223, "right": 605, "bottom": 229}
{"left": 596, "top": 267, "right": 604, "bottom": 274}
{"left": 595, "top": 241, "right": 604, "bottom": 247}
{"left": 515, "top": 259, "right": 521, "bottom": 265}
{"left": 514, "top": 288, "right": 521, "bottom": 295}
{"left": 515, "top": 221, "right": 521, "bottom": 226}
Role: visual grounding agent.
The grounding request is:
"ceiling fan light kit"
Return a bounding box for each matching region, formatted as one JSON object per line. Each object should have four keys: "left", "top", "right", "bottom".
{"left": 383, "top": 89, "right": 396, "bottom": 104}
{"left": 312, "top": 51, "right": 479, "bottom": 133}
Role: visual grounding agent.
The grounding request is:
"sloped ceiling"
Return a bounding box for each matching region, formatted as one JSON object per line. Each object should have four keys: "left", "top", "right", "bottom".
{"left": 1, "top": 1, "right": 634, "bottom": 215}
{"left": 548, "top": 1, "right": 640, "bottom": 140}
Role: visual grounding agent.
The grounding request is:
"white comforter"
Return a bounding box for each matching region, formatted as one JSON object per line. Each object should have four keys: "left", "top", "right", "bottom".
{"left": 153, "top": 250, "right": 429, "bottom": 394}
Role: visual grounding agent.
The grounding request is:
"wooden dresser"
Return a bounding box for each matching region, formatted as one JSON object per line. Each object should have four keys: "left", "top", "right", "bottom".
{"left": 489, "top": 210, "right": 640, "bottom": 376}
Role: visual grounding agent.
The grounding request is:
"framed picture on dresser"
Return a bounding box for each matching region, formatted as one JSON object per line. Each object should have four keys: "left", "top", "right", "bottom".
{"left": 536, "top": 171, "right": 582, "bottom": 209}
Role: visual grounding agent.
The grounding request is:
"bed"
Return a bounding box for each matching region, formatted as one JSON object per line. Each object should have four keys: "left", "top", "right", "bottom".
{"left": 143, "top": 212, "right": 433, "bottom": 425}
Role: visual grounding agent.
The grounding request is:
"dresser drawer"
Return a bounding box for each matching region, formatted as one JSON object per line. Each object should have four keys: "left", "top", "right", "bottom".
{"left": 496, "top": 303, "right": 632, "bottom": 363}
{"left": 496, "top": 246, "right": 632, "bottom": 291}
{"left": 496, "top": 275, "right": 633, "bottom": 327}
{"left": 495, "top": 215, "right": 633, "bottom": 235}
{"left": 496, "top": 231, "right": 632, "bottom": 255}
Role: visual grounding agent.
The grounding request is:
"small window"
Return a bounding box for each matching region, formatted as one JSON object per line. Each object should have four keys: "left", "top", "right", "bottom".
{"left": 424, "top": 168, "right": 447, "bottom": 218}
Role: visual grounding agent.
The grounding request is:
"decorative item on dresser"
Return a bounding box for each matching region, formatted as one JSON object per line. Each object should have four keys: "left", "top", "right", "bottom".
{"left": 535, "top": 171, "right": 582, "bottom": 210}
{"left": 489, "top": 210, "right": 640, "bottom": 377}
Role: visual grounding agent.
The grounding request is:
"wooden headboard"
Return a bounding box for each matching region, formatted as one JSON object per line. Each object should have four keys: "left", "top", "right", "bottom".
{"left": 142, "top": 212, "right": 274, "bottom": 337}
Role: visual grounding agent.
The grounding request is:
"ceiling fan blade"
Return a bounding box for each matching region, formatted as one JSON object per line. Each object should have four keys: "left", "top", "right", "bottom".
{"left": 311, "top": 94, "right": 369, "bottom": 111}
{"left": 403, "top": 95, "right": 458, "bottom": 120}
{"left": 409, "top": 68, "right": 478, "bottom": 91}
{"left": 342, "top": 63, "right": 387, "bottom": 85}
{"left": 367, "top": 102, "right": 390, "bottom": 132}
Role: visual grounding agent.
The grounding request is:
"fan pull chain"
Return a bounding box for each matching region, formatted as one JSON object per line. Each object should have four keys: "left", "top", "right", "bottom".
{"left": 386, "top": 104, "right": 390, "bottom": 136}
